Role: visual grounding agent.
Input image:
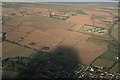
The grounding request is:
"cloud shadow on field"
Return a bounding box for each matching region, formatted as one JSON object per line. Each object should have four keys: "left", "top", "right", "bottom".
{"left": 17, "top": 45, "right": 81, "bottom": 79}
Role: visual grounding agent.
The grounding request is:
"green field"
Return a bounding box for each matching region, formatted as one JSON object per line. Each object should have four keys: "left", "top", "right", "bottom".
{"left": 92, "top": 39, "right": 118, "bottom": 70}
{"left": 101, "top": 8, "right": 117, "bottom": 11}
{"left": 87, "top": 35, "right": 110, "bottom": 45}
{"left": 100, "top": 50, "right": 117, "bottom": 61}
{"left": 100, "top": 40, "right": 118, "bottom": 61}
{"left": 110, "top": 62, "right": 119, "bottom": 73}
{"left": 3, "top": 41, "right": 34, "bottom": 58}
{"left": 92, "top": 58, "right": 115, "bottom": 68}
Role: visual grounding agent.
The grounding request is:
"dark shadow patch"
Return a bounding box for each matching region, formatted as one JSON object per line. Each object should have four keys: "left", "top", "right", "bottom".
{"left": 16, "top": 45, "right": 81, "bottom": 79}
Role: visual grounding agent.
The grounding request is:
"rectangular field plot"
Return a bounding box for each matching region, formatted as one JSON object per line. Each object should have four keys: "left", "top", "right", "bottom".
{"left": 110, "top": 62, "right": 120, "bottom": 73}
{"left": 19, "top": 30, "right": 63, "bottom": 50}
{"left": 92, "top": 58, "right": 115, "bottom": 68}
{"left": 14, "top": 26, "right": 34, "bottom": 34}
{"left": 87, "top": 35, "right": 110, "bottom": 45}
{"left": 45, "top": 29, "right": 91, "bottom": 40}
{"left": 6, "top": 17, "right": 30, "bottom": 26}
{"left": 58, "top": 39, "right": 79, "bottom": 47}
{"left": 3, "top": 41, "right": 34, "bottom": 58}
{"left": 6, "top": 26, "right": 34, "bottom": 43}
{"left": 4, "top": 16, "right": 31, "bottom": 26}
{"left": 3, "top": 25, "right": 17, "bottom": 33}
{"left": 100, "top": 50, "right": 118, "bottom": 61}
{"left": 74, "top": 41, "right": 107, "bottom": 64}
{"left": 6, "top": 30, "right": 27, "bottom": 43}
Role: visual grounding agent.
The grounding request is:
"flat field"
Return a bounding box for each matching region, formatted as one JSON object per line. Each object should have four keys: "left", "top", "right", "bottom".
{"left": 74, "top": 41, "right": 107, "bottom": 64}
{"left": 110, "top": 62, "right": 120, "bottom": 73}
{"left": 92, "top": 58, "right": 115, "bottom": 68}
{"left": 22, "top": 16, "right": 74, "bottom": 30}
{"left": 3, "top": 41, "right": 34, "bottom": 58}
{"left": 19, "top": 30, "right": 63, "bottom": 50}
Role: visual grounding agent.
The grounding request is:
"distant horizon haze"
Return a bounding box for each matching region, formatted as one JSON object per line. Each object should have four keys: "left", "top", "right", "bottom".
{"left": 2, "top": 0, "right": 118, "bottom": 2}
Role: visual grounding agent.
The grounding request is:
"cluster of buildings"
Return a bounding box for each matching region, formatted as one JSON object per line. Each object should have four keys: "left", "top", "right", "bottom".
{"left": 75, "top": 64, "right": 120, "bottom": 79}
{"left": 113, "top": 55, "right": 119, "bottom": 61}
{"left": 82, "top": 24, "right": 108, "bottom": 35}
{"left": 48, "top": 11, "right": 77, "bottom": 20}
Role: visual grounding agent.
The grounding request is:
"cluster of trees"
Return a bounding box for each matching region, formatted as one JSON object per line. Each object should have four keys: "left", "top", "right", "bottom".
{"left": 2, "top": 57, "right": 31, "bottom": 71}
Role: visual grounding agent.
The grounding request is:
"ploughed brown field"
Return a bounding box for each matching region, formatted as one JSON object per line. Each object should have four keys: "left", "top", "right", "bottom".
{"left": 74, "top": 41, "right": 107, "bottom": 64}
{"left": 3, "top": 41, "right": 34, "bottom": 58}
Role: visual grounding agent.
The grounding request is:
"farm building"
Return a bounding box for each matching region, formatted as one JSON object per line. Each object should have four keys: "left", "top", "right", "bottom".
{"left": 49, "top": 11, "right": 69, "bottom": 20}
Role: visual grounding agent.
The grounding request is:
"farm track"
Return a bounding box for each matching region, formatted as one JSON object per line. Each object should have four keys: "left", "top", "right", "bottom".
{"left": 5, "top": 39, "right": 36, "bottom": 51}
{"left": 56, "top": 38, "right": 65, "bottom": 47}
{"left": 109, "top": 61, "right": 118, "bottom": 70}
{"left": 18, "top": 29, "right": 35, "bottom": 43}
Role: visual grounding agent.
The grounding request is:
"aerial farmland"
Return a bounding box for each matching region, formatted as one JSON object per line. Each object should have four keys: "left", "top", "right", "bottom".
{"left": 2, "top": 2, "right": 119, "bottom": 79}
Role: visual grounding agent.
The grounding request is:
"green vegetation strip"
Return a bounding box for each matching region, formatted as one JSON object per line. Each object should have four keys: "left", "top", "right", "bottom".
{"left": 88, "top": 35, "right": 110, "bottom": 45}
{"left": 101, "top": 8, "right": 117, "bottom": 11}
{"left": 60, "top": 10, "right": 87, "bottom": 15}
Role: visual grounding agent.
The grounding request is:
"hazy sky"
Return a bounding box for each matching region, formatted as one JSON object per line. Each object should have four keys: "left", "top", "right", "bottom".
{"left": 3, "top": 0, "right": 117, "bottom": 2}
